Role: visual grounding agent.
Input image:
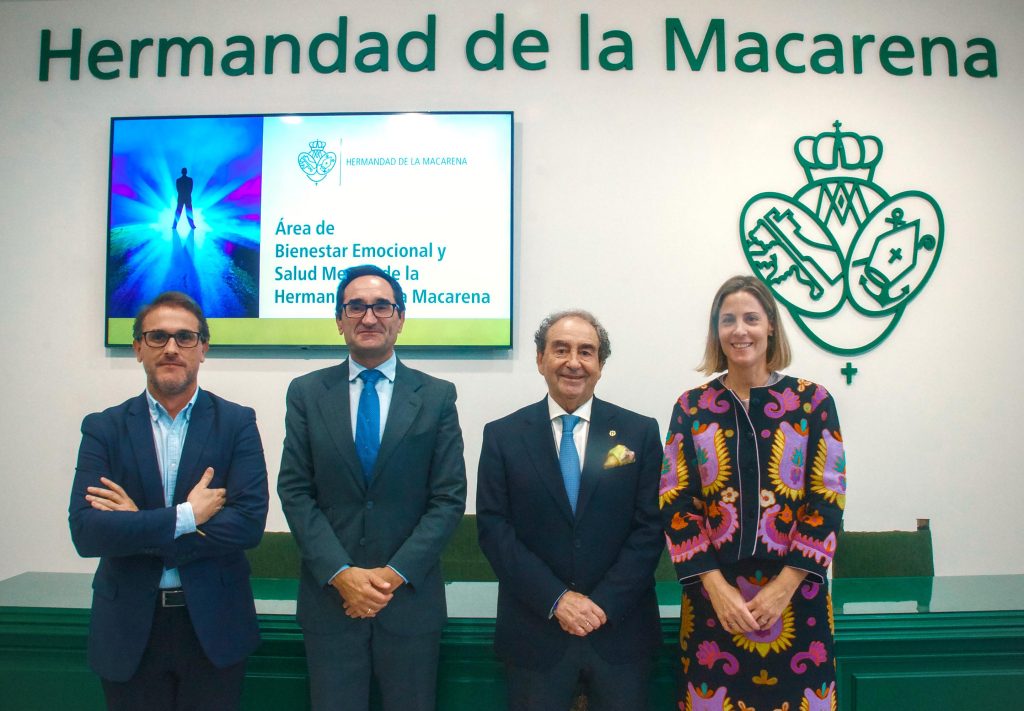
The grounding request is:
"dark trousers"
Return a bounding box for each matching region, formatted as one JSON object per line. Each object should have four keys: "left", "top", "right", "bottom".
{"left": 100, "top": 603, "right": 245, "bottom": 711}
{"left": 303, "top": 623, "right": 441, "bottom": 711}
{"left": 506, "top": 636, "right": 653, "bottom": 711}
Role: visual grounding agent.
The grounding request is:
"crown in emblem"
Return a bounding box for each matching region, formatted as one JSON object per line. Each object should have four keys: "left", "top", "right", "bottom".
{"left": 795, "top": 121, "right": 883, "bottom": 183}
{"left": 308, "top": 139, "right": 327, "bottom": 151}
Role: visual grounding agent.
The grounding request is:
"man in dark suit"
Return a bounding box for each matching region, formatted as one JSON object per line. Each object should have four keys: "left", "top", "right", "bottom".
{"left": 477, "top": 310, "right": 663, "bottom": 710}
{"left": 69, "top": 291, "right": 269, "bottom": 710}
{"left": 278, "top": 264, "right": 466, "bottom": 711}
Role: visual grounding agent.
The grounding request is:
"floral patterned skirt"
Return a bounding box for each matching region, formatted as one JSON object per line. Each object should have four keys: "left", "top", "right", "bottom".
{"left": 677, "top": 559, "right": 837, "bottom": 711}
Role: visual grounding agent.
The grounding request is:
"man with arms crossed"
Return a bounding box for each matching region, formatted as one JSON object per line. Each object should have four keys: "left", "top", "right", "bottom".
{"left": 477, "top": 310, "right": 663, "bottom": 710}
{"left": 69, "top": 291, "right": 269, "bottom": 710}
{"left": 278, "top": 264, "right": 466, "bottom": 711}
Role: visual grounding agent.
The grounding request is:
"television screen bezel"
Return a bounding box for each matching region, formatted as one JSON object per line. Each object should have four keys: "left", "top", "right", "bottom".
{"left": 104, "top": 109, "right": 515, "bottom": 351}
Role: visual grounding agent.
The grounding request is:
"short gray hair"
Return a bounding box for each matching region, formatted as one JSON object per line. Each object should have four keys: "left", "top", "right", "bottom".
{"left": 533, "top": 310, "right": 611, "bottom": 365}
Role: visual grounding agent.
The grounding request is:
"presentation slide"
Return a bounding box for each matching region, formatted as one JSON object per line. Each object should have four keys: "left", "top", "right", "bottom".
{"left": 106, "top": 111, "right": 513, "bottom": 348}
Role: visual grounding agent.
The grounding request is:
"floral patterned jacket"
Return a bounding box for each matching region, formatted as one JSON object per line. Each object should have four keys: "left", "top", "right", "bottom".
{"left": 659, "top": 374, "right": 846, "bottom": 584}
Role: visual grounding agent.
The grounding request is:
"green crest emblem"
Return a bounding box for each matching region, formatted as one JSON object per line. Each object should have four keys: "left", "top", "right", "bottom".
{"left": 739, "top": 121, "right": 943, "bottom": 355}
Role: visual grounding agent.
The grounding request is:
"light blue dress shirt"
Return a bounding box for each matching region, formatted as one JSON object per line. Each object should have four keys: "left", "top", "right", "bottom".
{"left": 145, "top": 387, "right": 200, "bottom": 589}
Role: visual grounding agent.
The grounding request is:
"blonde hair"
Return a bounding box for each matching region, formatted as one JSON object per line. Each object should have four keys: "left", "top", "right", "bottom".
{"left": 697, "top": 276, "right": 791, "bottom": 376}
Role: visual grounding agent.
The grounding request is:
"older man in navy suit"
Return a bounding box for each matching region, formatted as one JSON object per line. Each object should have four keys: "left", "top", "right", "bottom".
{"left": 278, "top": 265, "right": 466, "bottom": 711}
{"left": 477, "top": 310, "right": 663, "bottom": 710}
{"left": 69, "top": 291, "right": 268, "bottom": 710}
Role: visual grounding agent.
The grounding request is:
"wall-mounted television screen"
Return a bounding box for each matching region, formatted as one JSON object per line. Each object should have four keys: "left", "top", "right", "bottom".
{"left": 105, "top": 111, "right": 513, "bottom": 348}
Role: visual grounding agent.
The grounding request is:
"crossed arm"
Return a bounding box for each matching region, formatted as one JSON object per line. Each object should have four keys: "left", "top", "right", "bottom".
{"left": 69, "top": 409, "right": 268, "bottom": 564}
{"left": 85, "top": 469, "right": 224, "bottom": 524}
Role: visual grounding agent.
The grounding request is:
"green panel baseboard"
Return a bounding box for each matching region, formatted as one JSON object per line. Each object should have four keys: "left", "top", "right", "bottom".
{"left": 2, "top": 573, "right": 1023, "bottom": 711}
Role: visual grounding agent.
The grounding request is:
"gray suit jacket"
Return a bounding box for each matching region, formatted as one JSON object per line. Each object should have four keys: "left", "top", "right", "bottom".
{"left": 277, "top": 359, "right": 466, "bottom": 635}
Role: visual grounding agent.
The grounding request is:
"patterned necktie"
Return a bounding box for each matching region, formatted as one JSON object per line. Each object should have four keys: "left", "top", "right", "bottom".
{"left": 559, "top": 414, "right": 582, "bottom": 514}
{"left": 355, "top": 369, "right": 384, "bottom": 482}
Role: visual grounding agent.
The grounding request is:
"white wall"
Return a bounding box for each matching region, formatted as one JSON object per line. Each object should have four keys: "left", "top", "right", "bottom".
{"left": 1, "top": 0, "right": 1021, "bottom": 580}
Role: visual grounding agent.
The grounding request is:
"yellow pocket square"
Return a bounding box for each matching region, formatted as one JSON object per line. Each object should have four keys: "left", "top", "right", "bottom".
{"left": 603, "top": 444, "right": 636, "bottom": 469}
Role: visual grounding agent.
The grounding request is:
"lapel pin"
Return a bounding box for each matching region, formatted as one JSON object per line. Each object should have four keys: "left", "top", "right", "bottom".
{"left": 609, "top": 430, "right": 616, "bottom": 437}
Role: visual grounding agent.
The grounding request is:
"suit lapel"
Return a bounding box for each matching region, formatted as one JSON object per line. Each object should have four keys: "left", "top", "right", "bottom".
{"left": 174, "top": 391, "right": 213, "bottom": 504}
{"left": 373, "top": 360, "right": 422, "bottom": 484}
{"left": 521, "top": 399, "right": 576, "bottom": 525}
{"left": 316, "top": 362, "right": 366, "bottom": 491}
{"left": 126, "top": 393, "right": 167, "bottom": 509}
{"left": 576, "top": 397, "right": 616, "bottom": 519}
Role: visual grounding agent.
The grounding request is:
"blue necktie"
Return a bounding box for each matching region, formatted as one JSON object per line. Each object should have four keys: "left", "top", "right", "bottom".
{"left": 355, "top": 369, "right": 384, "bottom": 482}
{"left": 559, "top": 414, "right": 582, "bottom": 514}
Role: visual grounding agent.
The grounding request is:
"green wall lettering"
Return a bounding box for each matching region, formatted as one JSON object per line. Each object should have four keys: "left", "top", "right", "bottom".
{"left": 810, "top": 35, "right": 843, "bottom": 74}
{"left": 466, "top": 14, "right": 547, "bottom": 71}
{"left": 355, "top": 33, "right": 388, "bottom": 73}
{"left": 663, "top": 20, "right": 995, "bottom": 77}
{"left": 129, "top": 38, "right": 153, "bottom": 78}
{"left": 397, "top": 14, "right": 436, "bottom": 72}
{"left": 852, "top": 35, "right": 875, "bottom": 73}
{"left": 87, "top": 39, "right": 122, "bottom": 80}
{"left": 879, "top": 35, "right": 914, "bottom": 76}
{"left": 580, "top": 13, "right": 590, "bottom": 70}
{"left": 512, "top": 30, "right": 548, "bottom": 71}
{"left": 965, "top": 38, "right": 997, "bottom": 77}
{"left": 156, "top": 37, "right": 214, "bottom": 77}
{"left": 222, "top": 36, "right": 255, "bottom": 77}
{"left": 735, "top": 32, "right": 769, "bottom": 72}
{"left": 776, "top": 33, "right": 805, "bottom": 73}
{"left": 265, "top": 34, "right": 300, "bottom": 75}
{"left": 38, "top": 28, "right": 81, "bottom": 81}
{"left": 33, "top": 16, "right": 1000, "bottom": 81}
{"left": 466, "top": 13, "right": 504, "bottom": 70}
{"left": 665, "top": 18, "right": 726, "bottom": 71}
{"left": 921, "top": 36, "right": 957, "bottom": 77}
{"left": 309, "top": 17, "right": 347, "bottom": 73}
{"left": 599, "top": 30, "right": 633, "bottom": 71}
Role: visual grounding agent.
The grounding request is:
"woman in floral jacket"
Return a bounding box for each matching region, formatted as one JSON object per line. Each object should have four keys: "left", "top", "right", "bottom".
{"left": 660, "top": 275, "right": 847, "bottom": 711}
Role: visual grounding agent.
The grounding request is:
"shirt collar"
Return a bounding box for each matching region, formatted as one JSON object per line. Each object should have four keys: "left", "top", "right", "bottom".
{"left": 546, "top": 395, "right": 593, "bottom": 423}
{"left": 348, "top": 353, "right": 397, "bottom": 383}
{"left": 145, "top": 386, "right": 200, "bottom": 423}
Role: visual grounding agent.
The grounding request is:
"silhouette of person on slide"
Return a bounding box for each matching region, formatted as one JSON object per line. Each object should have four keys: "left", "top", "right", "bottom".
{"left": 173, "top": 168, "right": 196, "bottom": 229}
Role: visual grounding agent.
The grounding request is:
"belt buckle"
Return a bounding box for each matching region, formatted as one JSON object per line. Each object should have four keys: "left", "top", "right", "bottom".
{"left": 160, "top": 589, "right": 186, "bottom": 608}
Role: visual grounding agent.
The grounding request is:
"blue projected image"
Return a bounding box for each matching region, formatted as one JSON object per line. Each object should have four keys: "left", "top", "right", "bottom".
{"left": 107, "top": 116, "right": 263, "bottom": 318}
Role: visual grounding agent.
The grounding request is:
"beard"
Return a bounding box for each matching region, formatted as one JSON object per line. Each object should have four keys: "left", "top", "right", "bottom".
{"left": 148, "top": 365, "right": 197, "bottom": 399}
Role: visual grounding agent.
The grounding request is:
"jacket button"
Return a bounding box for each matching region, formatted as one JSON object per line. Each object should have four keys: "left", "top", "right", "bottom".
{"left": 366, "top": 501, "right": 374, "bottom": 510}
{"left": 359, "top": 537, "right": 367, "bottom": 546}
{"left": 574, "top": 539, "right": 582, "bottom": 549}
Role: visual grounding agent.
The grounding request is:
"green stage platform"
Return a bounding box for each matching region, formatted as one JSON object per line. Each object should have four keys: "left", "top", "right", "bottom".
{"left": 1, "top": 572, "right": 1022, "bottom": 710}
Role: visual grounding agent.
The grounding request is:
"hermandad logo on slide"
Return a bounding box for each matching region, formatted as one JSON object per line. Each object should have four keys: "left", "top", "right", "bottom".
{"left": 297, "top": 139, "right": 337, "bottom": 185}
{"left": 739, "top": 121, "right": 943, "bottom": 356}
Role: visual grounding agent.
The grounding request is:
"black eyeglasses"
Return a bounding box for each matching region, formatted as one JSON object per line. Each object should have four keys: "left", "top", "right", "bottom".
{"left": 139, "top": 330, "right": 204, "bottom": 348}
{"left": 340, "top": 301, "right": 400, "bottom": 319}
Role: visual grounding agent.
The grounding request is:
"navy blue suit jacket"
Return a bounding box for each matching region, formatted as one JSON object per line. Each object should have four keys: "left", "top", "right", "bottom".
{"left": 69, "top": 390, "right": 268, "bottom": 681}
{"left": 477, "top": 397, "right": 664, "bottom": 669}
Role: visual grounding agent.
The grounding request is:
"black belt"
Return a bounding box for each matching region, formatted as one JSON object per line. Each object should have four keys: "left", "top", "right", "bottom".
{"left": 159, "top": 588, "right": 186, "bottom": 608}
